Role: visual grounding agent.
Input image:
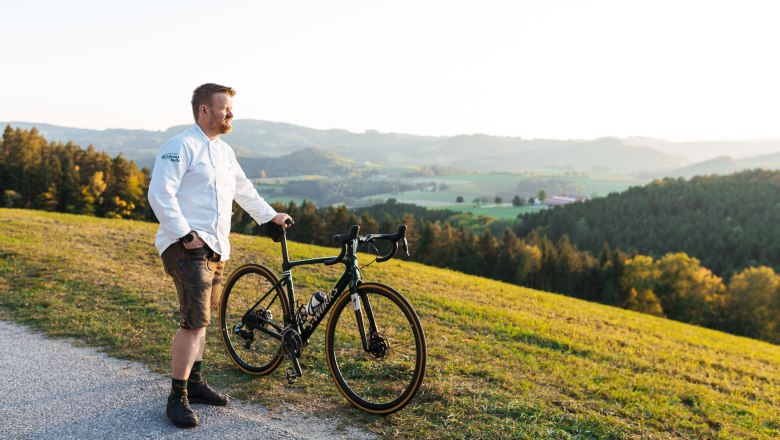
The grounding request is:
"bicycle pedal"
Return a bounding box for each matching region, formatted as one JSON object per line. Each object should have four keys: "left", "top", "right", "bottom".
{"left": 285, "top": 367, "right": 301, "bottom": 384}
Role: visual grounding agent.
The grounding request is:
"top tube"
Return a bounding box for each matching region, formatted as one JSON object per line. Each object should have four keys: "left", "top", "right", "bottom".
{"left": 275, "top": 222, "right": 405, "bottom": 271}
{"left": 280, "top": 232, "right": 340, "bottom": 271}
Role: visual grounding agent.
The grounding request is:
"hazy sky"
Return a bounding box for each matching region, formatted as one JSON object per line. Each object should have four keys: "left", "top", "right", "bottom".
{"left": 2, "top": 0, "right": 779, "bottom": 141}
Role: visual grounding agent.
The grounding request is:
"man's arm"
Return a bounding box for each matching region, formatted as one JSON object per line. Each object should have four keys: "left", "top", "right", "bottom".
{"left": 148, "top": 143, "right": 192, "bottom": 240}
{"left": 232, "top": 154, "right": 292, "bottom": 227}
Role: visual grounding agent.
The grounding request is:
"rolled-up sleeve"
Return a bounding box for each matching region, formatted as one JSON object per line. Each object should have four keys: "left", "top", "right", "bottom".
{"left": 232, "top": 152, "right": 277, "bottom": 225}
{"left": 148, "top": 143, "right": 191, "bottom": 240}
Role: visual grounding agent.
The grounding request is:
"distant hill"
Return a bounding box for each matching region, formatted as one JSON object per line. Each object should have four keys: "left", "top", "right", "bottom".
{"left": 740, "top": 151, "right": 780, "bottom": 169}
{"left": 625, "top": 136, "right": 780, "bottom": 162}
{"left": 2, "top": 120, "right": 688, "bottom": 174}
{"left": 239, "top": 147, "right": 354, "bottom": 178}
{"left": 665, "top": 156, "right": 741, "bottom": 178}
{"left": 664, "top": 151, "right": 780, "bottom": 179}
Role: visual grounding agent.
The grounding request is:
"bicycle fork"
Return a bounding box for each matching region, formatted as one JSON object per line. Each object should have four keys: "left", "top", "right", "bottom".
{"left": 352, "top": 291, "right": 382, "bottom": 355}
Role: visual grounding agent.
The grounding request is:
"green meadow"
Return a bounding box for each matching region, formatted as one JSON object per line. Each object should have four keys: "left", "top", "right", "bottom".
{"left": 357, "top": 172, "right": 646, "bottom": 218}
{"left": 0, "top": 208, "right": 778, "bottom": 438}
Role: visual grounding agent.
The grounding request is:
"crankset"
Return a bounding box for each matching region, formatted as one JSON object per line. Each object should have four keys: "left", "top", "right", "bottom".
{"left": 281, "top": 327, "right": 303, "bottom": 359}
{"left": 281, "top": 327, "right": 304, "bottom": 384}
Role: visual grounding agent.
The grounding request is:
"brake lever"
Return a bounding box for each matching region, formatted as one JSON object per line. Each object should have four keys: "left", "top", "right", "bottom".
{"left": 402, "top": 237, "right": 410, "bottom": 257}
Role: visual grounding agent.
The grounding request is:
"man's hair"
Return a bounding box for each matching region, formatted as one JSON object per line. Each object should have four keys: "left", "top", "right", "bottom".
{"left": 191, "top": 83, "right": 236, "bottom": 122}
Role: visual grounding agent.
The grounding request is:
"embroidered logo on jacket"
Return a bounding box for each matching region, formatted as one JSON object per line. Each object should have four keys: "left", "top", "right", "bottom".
{"left": 161, "top": 153, "right": 180, "bottom": 162}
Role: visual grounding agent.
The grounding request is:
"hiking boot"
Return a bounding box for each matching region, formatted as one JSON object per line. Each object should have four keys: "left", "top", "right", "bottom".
{"left": 166, "top": 393, "right": 199, "bottom": 428}
{"left": 187, "top": 380, "right": 229, "bottom": 406}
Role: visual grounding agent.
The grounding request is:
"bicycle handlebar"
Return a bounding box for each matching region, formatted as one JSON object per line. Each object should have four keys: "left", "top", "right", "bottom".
{"left": 366, "top": 224, "right": 409, "bottom": 262}
{"left": 324, "top": 225, "right": 360, "bottom": 266}
{"left": 324, "top": 224, "right": 409, "bottom": 266}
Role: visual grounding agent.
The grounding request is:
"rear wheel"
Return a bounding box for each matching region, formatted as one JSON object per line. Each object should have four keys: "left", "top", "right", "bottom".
{"left": 325, "top": 283, "right": 426, "bottom": 414}
{"left": 220, "top": 264, "right": 289, "bottom": 375}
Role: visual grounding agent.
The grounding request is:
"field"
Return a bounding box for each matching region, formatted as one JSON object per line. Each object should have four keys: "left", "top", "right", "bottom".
{"left": 357, "top": 173, "right": 646, "bottom": 219}
{"left": 1, "top": 209, "right": 779, "bottom": 438}
{"left": 255, "top": 171, "right": 647, "bottom": 218}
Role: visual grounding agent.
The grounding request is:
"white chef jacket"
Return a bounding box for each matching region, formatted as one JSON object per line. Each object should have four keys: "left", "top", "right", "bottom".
{"left": 148, "top": 124, "right": 277, "bottom": 260}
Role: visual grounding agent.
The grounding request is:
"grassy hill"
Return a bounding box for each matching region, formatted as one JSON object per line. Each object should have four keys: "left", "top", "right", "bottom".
{"left": 0, "top": 208, "right": 778, "bottom": 438}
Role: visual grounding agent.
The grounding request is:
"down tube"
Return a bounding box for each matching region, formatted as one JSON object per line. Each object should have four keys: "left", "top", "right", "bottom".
{"left": 300, "top": 272, "right": 351, "bottom": 341}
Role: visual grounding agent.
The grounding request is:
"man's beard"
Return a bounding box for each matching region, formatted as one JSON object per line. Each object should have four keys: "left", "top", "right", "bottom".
{"left": 216, "top": 119, "right": 232, "bottom": 135}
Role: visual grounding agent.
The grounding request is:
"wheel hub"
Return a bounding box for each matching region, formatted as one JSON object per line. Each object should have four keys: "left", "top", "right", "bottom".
{"left": 368, "top": 333, "right": 388, "bottom": 359}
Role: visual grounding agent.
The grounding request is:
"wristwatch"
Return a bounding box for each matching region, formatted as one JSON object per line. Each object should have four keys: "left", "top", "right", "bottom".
{"left": 179, "top": 231, "right": 196, "bottom": 244}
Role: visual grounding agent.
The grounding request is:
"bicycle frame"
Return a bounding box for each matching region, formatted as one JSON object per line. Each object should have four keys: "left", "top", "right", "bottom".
{"left": 239, "top": 230, "right": 380, "bottom": 382}
{"left": 279, "top": 230, "right": 360, "bottom": 342}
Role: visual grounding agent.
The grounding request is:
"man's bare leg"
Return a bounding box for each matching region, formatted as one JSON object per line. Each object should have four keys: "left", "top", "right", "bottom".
{"left": 172, "top": 327, "right": 204, "bottom": 380}
{"left": 168, "top": 327, "right": 204, "bottom": 428}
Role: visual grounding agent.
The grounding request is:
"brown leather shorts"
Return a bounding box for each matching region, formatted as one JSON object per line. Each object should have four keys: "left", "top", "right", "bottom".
{"left": 161, "top": 243, "right": 225, "bottom": 329}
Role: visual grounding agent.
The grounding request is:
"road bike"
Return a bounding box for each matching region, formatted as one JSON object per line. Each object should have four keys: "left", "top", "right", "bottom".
{"left": 219, "top": 223, "right": 426, "bottom": 414}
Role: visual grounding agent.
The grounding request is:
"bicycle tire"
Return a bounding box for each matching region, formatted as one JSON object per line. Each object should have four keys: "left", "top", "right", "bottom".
{"left": 220, "top": 264, "right": 289, "bottom": 375}
{"left": 325, "top": 282, "right": 426, "bottom": 414}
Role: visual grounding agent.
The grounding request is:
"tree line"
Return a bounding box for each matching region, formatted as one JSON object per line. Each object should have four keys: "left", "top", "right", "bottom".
{"left": 0, "top": 126, "right": 151, "bottom": 220}
{"left": 3, "top": 125, "right": 778, "bottom": 343}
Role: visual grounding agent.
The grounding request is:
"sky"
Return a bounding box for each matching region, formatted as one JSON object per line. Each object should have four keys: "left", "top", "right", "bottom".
{"left": 2, "top": 0, "right": 780, "bottom": 142}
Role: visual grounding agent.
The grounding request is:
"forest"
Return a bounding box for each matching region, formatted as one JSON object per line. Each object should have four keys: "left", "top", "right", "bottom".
{"left": 0, "top": 126, "right": 150, "bottom": 220}
{"left": 515, "top": 170, "right": 780, "bottom": 277}
{"left": 2, "top": 125, "right": 779, "bottom": 344}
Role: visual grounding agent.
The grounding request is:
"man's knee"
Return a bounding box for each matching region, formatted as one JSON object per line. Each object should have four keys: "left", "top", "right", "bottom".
{"left": 176, "top": 326, "right": 206, "bottom": 340}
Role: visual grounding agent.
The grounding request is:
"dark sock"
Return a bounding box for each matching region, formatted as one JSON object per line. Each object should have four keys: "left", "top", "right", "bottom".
{"left": 171, "top": 378, "right": 187, "bottom": 397}
{"left": 188, "top": 361, "right": 203, "bottom": 384}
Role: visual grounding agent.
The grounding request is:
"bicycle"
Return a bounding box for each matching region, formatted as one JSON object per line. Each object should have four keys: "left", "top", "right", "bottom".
{"left": 219, "top": 222, "right": 427, "bottom": 415}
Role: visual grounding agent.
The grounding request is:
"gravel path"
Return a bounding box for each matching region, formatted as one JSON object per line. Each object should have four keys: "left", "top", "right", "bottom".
{"left": 0, "top": 320, "right": 375, "bottom": 440}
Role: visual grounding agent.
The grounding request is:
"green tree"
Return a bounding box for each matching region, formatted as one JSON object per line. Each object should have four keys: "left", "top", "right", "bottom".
{"left": 475, "top": 229, "right": 499, "bottom": 278}
{"left": 57, "top": 153, "right": 84, "bottom": 213}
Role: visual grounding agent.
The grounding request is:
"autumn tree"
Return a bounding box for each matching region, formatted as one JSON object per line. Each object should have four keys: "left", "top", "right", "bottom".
{"left": 725, "top": 266, "right": 780, "bottom": 342}
{"left": 656, "top": 253, "right": 726, "bottom": 327}
{"left": 620, "top": 255, "right": 664, "bottom": 316}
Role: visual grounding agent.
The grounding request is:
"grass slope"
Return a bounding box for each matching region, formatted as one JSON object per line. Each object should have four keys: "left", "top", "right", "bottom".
{"left": 0, "top": 208, "right": 778, "bottom": 439}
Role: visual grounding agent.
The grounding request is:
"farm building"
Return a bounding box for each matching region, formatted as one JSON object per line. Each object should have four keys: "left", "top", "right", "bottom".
{"left": 544, "top": 194, "right": 588, "bottom": 207}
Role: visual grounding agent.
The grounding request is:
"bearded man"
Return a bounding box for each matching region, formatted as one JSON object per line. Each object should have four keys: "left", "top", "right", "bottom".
{"left": 148, "top": 83, "right": 292, "bottom": 428}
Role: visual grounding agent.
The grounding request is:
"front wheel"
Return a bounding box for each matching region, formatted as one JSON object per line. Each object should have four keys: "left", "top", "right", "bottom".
{"left": 220, "top": 264, "right": 289, "bottom": 375}
{"left": 325, "top": 283, "right": 426, "bottom": 414}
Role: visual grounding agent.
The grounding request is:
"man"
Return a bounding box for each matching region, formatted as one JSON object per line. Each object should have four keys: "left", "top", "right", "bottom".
{"left": 148, "top": 83, "right": 292, "bottom": 428}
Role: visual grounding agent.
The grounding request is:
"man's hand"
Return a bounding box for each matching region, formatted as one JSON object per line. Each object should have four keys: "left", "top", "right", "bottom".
{"left": 272, "top": 213, "right": 294, "bottom": 228}
{"left": 182, "top": 231, "right": 206, "bottom": 250}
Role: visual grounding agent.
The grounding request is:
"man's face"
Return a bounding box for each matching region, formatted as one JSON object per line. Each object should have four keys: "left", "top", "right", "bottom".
{"left": 205, "top": 93, "right": 233, "bottom": 135}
